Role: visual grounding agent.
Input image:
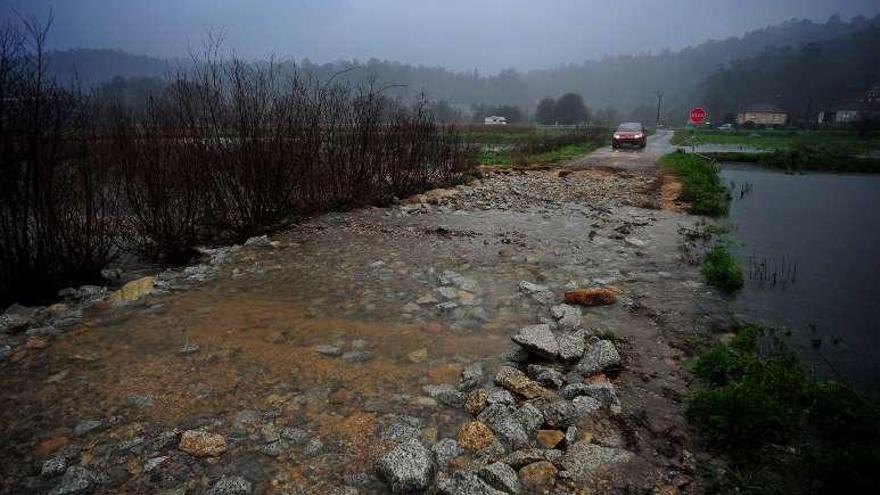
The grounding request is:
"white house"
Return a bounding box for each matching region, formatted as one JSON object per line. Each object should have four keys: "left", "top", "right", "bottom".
{"left": 484, "top": 116, "right": 508, "bottom": 125}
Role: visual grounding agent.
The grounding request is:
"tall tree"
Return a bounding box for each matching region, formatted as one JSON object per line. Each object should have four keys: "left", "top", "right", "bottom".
{"left": 554, "top": 93, "right": 589, "bottom": 124}
{"left": 535, "top": 97, "right": 556, "bottom": 124}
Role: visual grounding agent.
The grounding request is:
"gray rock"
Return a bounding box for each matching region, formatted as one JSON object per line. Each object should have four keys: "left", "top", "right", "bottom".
{"left": 478, "top": 462, "right": 520, "bottom": 494}
{"left": 437, "top": 286, "right": 459, "bottom": 299}
{"left": 518, "top": 281, "right": 548, "bottom": 294}
{"left": 126, "top": 395, "right": 153, "bottom": 407}
{"left": 500, "top": 346, "right": 531, "bottom": 365}
{"left": 280, "top": 427, "right": 310, "bottom": 445}
{"left": 315, "top": 344, "right": 343, "bottom": 357}
{"left": 0, "top": 313, "right": 32, "bottom": 334}
{"left": 260, "top": 441, "right": 284, "bottom": 457}
{"left": 244, "top": 235, "right": 271, "bottom": 247}
{"left": 513, "top": 403, "right": 544, "bottom": 433}
{"left": 234, "top": 410, "right": 261, "bottom": 426}
{"left": 0, "top": 344, "right": 10, "bottom": 361}
{"left": 557, "top": 330, "right": 587, "bottom": 362}
{"left": 572, "top": 396, "right": 603, "bottom": 418}
{"left": 351, "top": 339, "right": 369, "bottom": 350}
{"left": 512, "top": 324, "right": 559, "bottom": 359}
{"left": 26, "top": 325, "right": 59, "bottom": 337}
{"left": 503, "top": 448, "right": 555, "bottom": 468}
{"left": 116, "top": 436, "right": 145, "bottom": 451}
{"left": 304, "top": 438, "right": 324, "bottom": 456}
{"left": 486, "top": 389, "right": 515, "bottom": 406}
{"left": 436, "top": 472, "right": 507, "bottom": 495}
{"left": 551, "top": 304, "right": 582, "bottom": 331}
{"left": 143, "top": 456, "right": 168, "bottom": 472}
{"left": 375, "top": 439, "right": 435, "bottom": 494}
{"left": 206, "top": 476, "right": 253, "bottom": 495}
{"left": 540, "top": 400, "right": 577, "bottom": 428}
{"left": 49, "top": 466, "right": 109, "bottom": 495}
{"left": 41, "top": 457, "right": 67, "bottom": 478}
{"left": 179, "top": 342, "right": 200, "bottom": 355}
{"left": 432, "top": 438, "right": 462, "bottom": 467}
{"left": 381, "top": 415, "right": 422, "bottom": 442}
{"left": 341, "top": 350, "right": 373, "bottom": 363}
{"left": 565, "top": 426, "right": 578, "bottom": 447}
{"left": 478, "top": 403, "right": 529, "bottom": 449}
{"left": 459, "top": 362, "right": 484, "bottom": 391}
{"left": 577, "top": 339, "right": 621, "bottom": 374}
{"left": 526, "top": 364, "right": 565, "bottom": 388}
{"left": 423, "top": 384, "right": 465, "bottom": 407}
{"left": 560, "top": 442, "right": 633, "bottom": 483}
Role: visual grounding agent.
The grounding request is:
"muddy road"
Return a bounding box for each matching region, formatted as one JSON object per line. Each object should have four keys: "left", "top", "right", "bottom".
{"left": 0, "top": 131, "right": 724, "bottom": 495}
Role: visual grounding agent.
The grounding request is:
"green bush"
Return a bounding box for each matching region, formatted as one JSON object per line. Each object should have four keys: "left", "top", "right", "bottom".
{"left": 661, "top": 151, "right": 730, "bottom": 216}
{"left": 688, "top": 325, "right": 880, "bottom": 493}
{"left": 701, "top": 244, "right": 744, "bottom": 291}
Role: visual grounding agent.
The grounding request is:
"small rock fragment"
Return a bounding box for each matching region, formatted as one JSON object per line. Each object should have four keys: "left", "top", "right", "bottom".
{"left": 178, "top": 430, "right": 227, "bottom": 457}
{"left": 375, "top": 439, "right": 435, "bottom": 494}
{"left": 457, "top": 421, "right": 497, "bottom": 451}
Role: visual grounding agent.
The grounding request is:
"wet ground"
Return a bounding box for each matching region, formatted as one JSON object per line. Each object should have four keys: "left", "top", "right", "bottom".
{"left": 0, "top": 130, "right": 726, "bottom": 494}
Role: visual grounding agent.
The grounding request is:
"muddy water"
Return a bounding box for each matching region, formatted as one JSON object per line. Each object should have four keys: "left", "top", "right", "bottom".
{"left": 721, "top": 163, "right": 880, "bottom": 391}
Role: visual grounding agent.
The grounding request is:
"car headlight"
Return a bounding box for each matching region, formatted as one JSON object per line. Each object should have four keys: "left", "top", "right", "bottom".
{"left": 633, "top": 133, "right": 643, "bottom": 139}
{"left": 613, "top": 134, "right": 621, "bottom": 139}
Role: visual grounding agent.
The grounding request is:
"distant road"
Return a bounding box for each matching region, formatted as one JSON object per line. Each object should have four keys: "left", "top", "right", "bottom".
{"left": 565, "top": 129, "right": 674, "bottom": 170}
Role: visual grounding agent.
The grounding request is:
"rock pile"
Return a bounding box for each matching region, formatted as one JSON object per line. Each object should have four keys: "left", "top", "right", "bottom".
{"left": 374, "top": 296, "right": 632, "bottom": 494}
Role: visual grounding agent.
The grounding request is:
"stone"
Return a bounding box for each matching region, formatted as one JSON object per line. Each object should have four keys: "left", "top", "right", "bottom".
{"left": 178, "top": 430, "right": 227, "bottom": 457}
{"left": 260, "top": 441, "right": 284, "bottom": 457}
{"left": 26, "top": 325, "right": 59, "bottom": 337}
{"left": 624, "top": 237, "right": 647, "bottom": 248}
{"left": 127, "top": 395, "right": 154, "bottom": 407}
{"left": 486, "top": 389, "right": 515, "bottom": 406}
{"left": 0, "top": 312, "right": 32, "bottom": 334}
{"left": 526, "top": 364, "right": 565, "bottom": 388}
{"left": 342, "top": 350, "right": 373, "bottom": 363}
{"left": 577, "top": 339, "right": 621, "bottom": 374}
{"left": 41, "top": 456, "right": 67, "bottom": 477}
{"left": 511, "top": 324, "right": 559, "bottom": 359}
{"left": 407, "top": 348, "right": 428, "bottom": 363}
{"left": 179, "top": 341, "right": 200, "bottom": 354}
{"left": 107, "top": 276, "right": 155, "bottom": 304}
{"left": 436, "top": 472, "right": 508, "bottom": 495}
{"left": 432, "top": 438, "right": 462, "bottom": 467}
{"left": 513, "top": 403, "right": 544, "bottom": 433}
{"left": 518, "top": 281, "right": 548, "bottom": 294}
{"left": 494, "top": 366, "right": 554, "bottom": 400}
{"left": 206, "top": 476, "right": 253, "bottom": 495}
{"left": 315, "top": 344, "right": 344, "bottom": 357}
{"left": 0, "top": 344, "right": 11, "bottom": 361}
{"left": 464, "top": 389, "right": 489, "bottom": 416}
{"left": 519, "top": 461, "right": 558, "bottom": 492}
{"left": 245, "top": 235, "right": 271, "bottom": 247}
{"left": 564, "top": 288, "right": 616, "bottom": 306}
{"left": 49, "top": 466, "right": 109, "bottom": 495}
{"left": 560, "top": 442, "right": 633, "bottom": 483}
{"left": 540, "top": 400, "right": 578, "bottom": 429}
{"left": 459, "top": 362, "right": 484, "bottom": 391}
{"left": 304, "top": 438, "right": 324, "bottom": 456}
{"left": 557, "top": 330, "right": 587, "bottom": 362}
{"left": 503, "top": 448, "right": 555, "bottom": 469}
{"left": 381, "top": 415, "right": 422, "bottom": 442}
{"left": 422, "top": 384, "right": 465, "bottom": 407}
{"left": 478, "top": 462, "right": 520, "bottom": 494}
{"left": 280, "top": 427, "right": 310, "bottom": 445}
{"left": 143, "top": 456, "right": 168, "bottom": 472}
{"left": 536, "top": 430, "right": 565, "bottom": 449}
{"left": 72, "top": 420, "right": 104, "bottom": 437}
{"left": 551, "top": 304, "right": 583, "bottom": 331}
{"left": 375, "top": 439, "right": 435, "bottom": 494}
{"left": 572, "top": 396, "right": 603, "bottom": 417}
{"left": 457, "top": 421, "right": 496, "bottom": 451}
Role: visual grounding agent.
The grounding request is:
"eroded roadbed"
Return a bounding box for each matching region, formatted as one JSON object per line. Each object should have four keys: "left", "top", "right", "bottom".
{"left": 0, "top": 149, "right": 721, "bottom": 494}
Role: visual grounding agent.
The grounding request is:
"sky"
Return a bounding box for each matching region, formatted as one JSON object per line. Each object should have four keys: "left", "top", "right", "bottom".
{"left": 2, "top": 0, "right": 879, "bottom": 72}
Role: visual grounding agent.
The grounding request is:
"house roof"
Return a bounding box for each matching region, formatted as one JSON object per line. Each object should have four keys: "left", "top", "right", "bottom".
{"left": 739, "top": 104, "right": 787, "bottom": 114}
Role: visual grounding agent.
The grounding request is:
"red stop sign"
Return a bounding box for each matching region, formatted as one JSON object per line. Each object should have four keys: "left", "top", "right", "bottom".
{"left": 689, "top": 107, "right": 706, "bottom": 124}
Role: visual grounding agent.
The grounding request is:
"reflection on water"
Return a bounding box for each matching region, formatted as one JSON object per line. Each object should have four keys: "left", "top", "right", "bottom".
{"left": 721, "top": 163, "right": 880, "bottom": 391}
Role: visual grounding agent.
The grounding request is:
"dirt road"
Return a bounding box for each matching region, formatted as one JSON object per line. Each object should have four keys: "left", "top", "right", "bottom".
{"left": 0, "top": 138, "right": 720, "bottom": 495}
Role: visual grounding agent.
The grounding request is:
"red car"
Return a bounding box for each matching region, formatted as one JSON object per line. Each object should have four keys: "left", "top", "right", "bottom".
{"left": 612, "top": 122, "right": 647, "bottom": 149}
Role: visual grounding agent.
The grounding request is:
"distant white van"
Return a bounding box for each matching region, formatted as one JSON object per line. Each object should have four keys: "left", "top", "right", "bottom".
{"left": 484, "top": 116, "right": 508, "bottom": 125}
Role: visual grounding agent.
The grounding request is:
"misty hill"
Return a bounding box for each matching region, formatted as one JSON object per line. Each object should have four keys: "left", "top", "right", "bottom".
{"left": 47, "top": 14, "right": 879, "bottom": 123}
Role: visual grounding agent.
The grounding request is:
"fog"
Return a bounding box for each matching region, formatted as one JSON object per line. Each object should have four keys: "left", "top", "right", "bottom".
{"left": 3, "top": 0, "right": 879, "bottom": 71}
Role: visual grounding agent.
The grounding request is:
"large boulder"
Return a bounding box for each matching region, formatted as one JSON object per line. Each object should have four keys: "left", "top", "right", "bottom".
{"left": 560, "top": 442, "right": 633, "bottom": 483}
{"left": 375, "top": 439, "right": 435, "bottom": 493}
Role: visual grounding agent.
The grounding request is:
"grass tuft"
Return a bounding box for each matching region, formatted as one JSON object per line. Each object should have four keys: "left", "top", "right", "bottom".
{"left": 660, "top": 150, "right": 730, "bottom": 216}
{"left": 701, "top": 244, "right": 744, "bottom": 291}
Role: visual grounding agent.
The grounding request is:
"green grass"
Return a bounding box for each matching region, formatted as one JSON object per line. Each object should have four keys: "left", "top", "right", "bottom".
{"left": 660, "top": 150, "right": 730, "bottom": 216}
{"left": 470, "top": 126, "right": 609, "bottom": 166}
{"left": 701, "top": 244, "right": 744, "bottom": 291}
{"left": 688, "top": 324, "right": 880, "bottom": 493}
{"left": 671, "top": 128, "right": 880, "bottom": 150}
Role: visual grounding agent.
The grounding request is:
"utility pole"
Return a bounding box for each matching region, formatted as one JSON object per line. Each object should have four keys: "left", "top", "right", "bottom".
{"left": 655, "top": 91, "right": 664, "bottom": 127}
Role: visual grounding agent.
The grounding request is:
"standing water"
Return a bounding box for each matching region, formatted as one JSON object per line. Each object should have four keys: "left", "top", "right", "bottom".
{"left": 721, "top": 163, "right": 880, "bottom": 391}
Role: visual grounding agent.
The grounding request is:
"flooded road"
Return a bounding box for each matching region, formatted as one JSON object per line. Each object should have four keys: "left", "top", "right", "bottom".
{"left": 1, "top": 135, "right": 716, "bottom": 494}
{"left": 721, "top": 163, "right": 880, "bottom": 392}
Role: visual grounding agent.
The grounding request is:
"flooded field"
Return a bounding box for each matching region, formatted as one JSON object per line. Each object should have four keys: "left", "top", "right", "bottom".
{"left": 722, "top": 163, "right": 880, "bottom": 391}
